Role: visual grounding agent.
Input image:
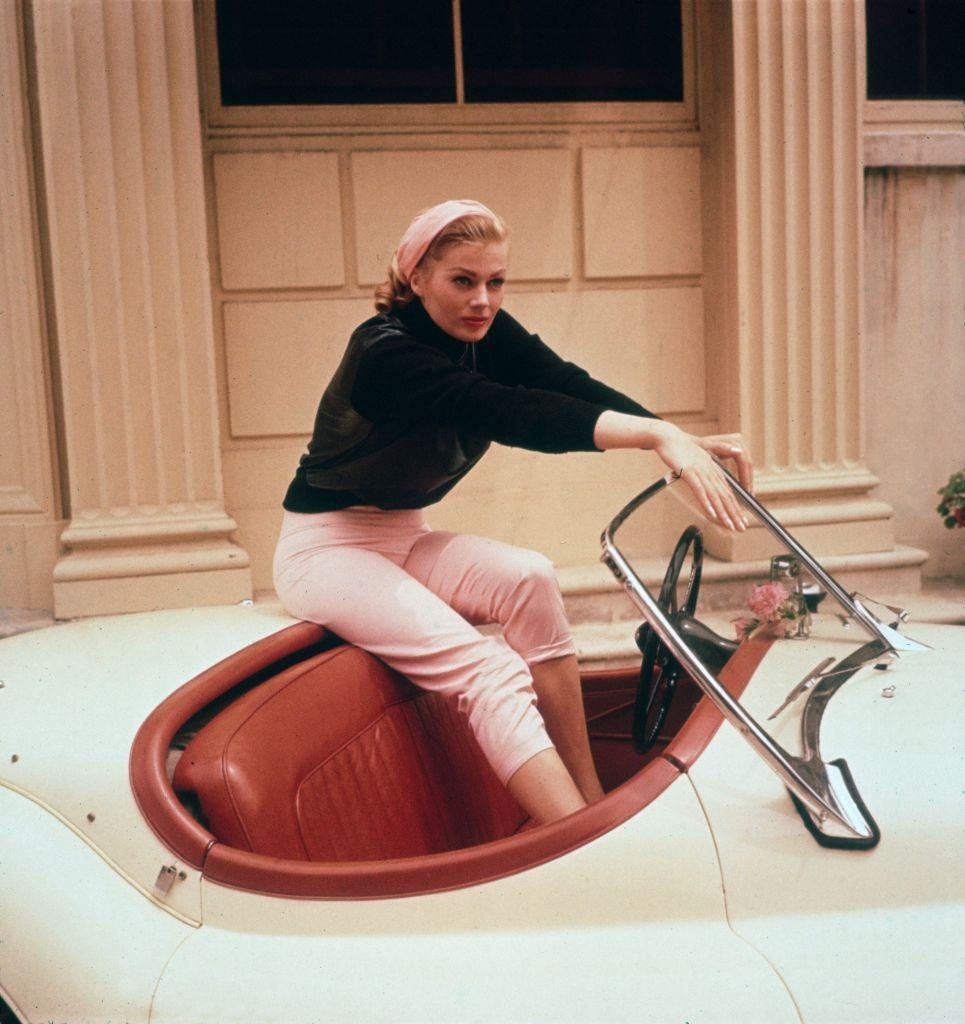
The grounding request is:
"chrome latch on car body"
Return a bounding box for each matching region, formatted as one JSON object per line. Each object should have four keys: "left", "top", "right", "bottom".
{"left": 153, "top": 863, "right": 185, "bottom": 898}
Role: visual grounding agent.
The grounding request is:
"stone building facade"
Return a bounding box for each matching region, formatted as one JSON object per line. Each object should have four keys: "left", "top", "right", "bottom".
{"left": 1, "top": 0, "right": 961, "bottom": 618}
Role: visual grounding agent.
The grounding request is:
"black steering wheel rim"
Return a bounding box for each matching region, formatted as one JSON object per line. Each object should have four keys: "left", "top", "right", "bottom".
{"left": 633, "top": 525, "right": 703, "bottom": 753}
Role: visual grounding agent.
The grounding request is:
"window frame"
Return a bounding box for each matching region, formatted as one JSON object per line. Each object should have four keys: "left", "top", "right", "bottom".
{"left": 197, "top": 0, "right": 697, "bottom": 132}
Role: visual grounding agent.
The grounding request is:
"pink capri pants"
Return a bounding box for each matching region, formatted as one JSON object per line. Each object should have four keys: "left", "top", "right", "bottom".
{"left": 272, "top": 507, "right": 577, "bottom": 785}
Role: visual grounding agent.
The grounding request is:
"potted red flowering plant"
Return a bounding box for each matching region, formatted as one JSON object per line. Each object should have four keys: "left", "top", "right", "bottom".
{"left": 936, "top": 470, "right": 965, "bottom": 529}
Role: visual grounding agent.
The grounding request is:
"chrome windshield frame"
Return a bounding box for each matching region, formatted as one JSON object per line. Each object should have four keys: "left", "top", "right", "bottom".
{"left": 600, "top": 468, "right": 930, "bottom": 844}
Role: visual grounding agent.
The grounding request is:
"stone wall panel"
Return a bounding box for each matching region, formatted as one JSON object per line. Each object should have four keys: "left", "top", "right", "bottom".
{"left": 223, "top": 298, "right": 374, "bottom": 437}
{"left": 582, "top": 147, "right": 702, "bottom": 278}
{"left": 351, "top": 148, "right": 573, "bottom": 284}
{"left": 214, "top": 151, "right": 344, "bottom": 290}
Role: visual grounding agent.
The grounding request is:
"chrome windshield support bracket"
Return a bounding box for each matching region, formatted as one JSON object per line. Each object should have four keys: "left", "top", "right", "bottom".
{"left": 599, "top": 472, "right": 909, "bottom": 846}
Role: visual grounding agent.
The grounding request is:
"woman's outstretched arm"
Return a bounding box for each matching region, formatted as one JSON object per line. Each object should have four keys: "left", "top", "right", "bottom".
{"left": 593, "top": 411, "right": 754, "bottom": 533}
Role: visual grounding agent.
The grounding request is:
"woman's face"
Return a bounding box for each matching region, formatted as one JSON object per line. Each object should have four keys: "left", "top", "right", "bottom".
{"left": 410, "top": 240, "right": 509, "bottom": 343}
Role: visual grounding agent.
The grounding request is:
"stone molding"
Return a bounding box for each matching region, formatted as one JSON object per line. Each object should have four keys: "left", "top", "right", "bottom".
{"left": 0, "top": 1, "right": 63, "bottom": 610}
{"left": 730, "top": 0, "right": 864, "bottom": 475}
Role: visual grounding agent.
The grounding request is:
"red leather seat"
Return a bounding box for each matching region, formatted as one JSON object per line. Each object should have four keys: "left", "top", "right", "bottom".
{"left": 173, "top": 644, "right": 526, "bottom": 862}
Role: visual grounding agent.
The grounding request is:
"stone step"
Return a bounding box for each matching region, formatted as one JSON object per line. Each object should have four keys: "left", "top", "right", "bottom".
{"left": 569, "top": 574, "right": 963, "bottom": 668}
{"left": 557, "top": 544, "right": 931, "bottom": 626}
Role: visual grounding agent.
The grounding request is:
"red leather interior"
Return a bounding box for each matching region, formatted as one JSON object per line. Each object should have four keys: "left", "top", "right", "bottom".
{"left": 201, "top": 756, "right": 681, "bottom": 900}
{"left": 173, "top": 645, "right": 525, "bottom": 861}
{"left": 131, "top": 620, "right": 771, "bottom": 899}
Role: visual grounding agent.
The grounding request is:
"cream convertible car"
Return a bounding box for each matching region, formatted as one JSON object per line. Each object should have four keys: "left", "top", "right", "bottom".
{"left": 1, "top": 474, "right": 961, "bottom": 1024}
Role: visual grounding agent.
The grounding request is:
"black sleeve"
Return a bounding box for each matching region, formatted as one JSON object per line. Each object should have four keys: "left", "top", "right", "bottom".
{"left": 488, "top": 308, "right": 660, "bottom": 419}
{"left": 350, "top": 333, "right": 610, "bottom": 453}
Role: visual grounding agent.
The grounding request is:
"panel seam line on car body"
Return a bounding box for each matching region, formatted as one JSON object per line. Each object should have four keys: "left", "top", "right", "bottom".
{"left": 147, "top": 929, "right": 196, "bottom": 1024}
{"left": 0, "top": 777, "right": 201, "bottom": 928}
{"left": 684, "top": 772, "right": 805, "bottom": 1024}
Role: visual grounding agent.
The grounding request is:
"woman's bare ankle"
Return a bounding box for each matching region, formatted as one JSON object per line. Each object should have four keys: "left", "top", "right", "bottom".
{"left": 505, "top": 748, "right": 586, "bottom": 824}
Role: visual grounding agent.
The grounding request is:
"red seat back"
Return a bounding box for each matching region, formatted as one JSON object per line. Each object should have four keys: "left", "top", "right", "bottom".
{"left": 173, "top": 645, "right": 526, "bottom": 861}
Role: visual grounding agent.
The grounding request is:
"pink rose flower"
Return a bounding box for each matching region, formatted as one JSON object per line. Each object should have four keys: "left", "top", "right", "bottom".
{"left": 747, "top": 582, "right": 791, "bottom": 622}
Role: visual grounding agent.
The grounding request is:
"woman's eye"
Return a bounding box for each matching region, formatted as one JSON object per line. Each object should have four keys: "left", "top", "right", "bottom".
{"left": 453, "top": 275, "right": 471, "bottom": 285}
{"left": 489, "top": 278, "right": 505, "bottom": 288}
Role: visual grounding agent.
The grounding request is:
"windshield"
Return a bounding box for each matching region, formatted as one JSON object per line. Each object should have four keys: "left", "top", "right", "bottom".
{"left": 601, "top": 467, "right": 929, "bottom": 847}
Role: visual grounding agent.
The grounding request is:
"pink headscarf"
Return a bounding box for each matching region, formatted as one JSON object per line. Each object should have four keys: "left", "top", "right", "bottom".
{"left": 393, "top": 199, "right": 499, "bottom": 285}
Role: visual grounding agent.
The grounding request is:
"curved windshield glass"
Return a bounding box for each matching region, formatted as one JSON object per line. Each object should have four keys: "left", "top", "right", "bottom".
{"left": 601, "top": 467, "right": 930, "bottom": 846}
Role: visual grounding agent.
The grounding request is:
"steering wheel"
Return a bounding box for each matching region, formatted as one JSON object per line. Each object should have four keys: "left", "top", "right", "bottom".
{"left": 633, "top": 525, "right": 703, "bottom": 753}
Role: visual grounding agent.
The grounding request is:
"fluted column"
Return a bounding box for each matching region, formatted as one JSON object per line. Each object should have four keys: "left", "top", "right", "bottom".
{"left": 31, "top": 0, "right": 251, "bottom": 617}
{"left": 702, "top": 0, "right": 899, "bottom": 563}
{"left": 0, "top": 1, "right": 62, "bottom": 610}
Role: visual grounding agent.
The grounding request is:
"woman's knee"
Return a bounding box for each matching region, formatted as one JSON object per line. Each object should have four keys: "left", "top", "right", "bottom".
{"left": 501, "top": 548, "right": 561, "bottom": 606}
{"left": 452, "top": 638, "right": 549, "bottom": 772}
{"left": 496, "top": 549, "right": 568, "bottom": 632}
{"left": 495, "top": 549, "right": 576, "bottom": 662}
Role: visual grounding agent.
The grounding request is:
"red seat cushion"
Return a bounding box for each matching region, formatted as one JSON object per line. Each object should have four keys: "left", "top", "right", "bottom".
{"left": 173, "top": 644, "right": 526, "bottom": 861}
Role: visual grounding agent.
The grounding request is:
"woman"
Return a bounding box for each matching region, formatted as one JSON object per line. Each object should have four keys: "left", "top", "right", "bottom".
{"left": 274, "top": 199, "right": 753, "bottom": 825}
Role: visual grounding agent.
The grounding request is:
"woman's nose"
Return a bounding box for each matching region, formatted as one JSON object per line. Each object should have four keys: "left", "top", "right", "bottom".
{"left": 469, "top": 284, "right": 489, "bottom": 307}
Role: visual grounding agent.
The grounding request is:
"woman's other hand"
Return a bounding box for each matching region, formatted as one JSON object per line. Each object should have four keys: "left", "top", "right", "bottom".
{"left": 651, "top": 426, "right": 750, "bottom": 532}
{"left": 694, "top": 433, "right": 754, "bottom": 494}
{"left": 592, "top": 413, "right": 754, "bottom": 533}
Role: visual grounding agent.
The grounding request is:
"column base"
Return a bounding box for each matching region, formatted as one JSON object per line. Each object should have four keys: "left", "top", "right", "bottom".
{"left": 705, "top": 497, "right": 896, "bottom": 562}
{"left": 52, "top": 511, "right": 253, "bottom": 618}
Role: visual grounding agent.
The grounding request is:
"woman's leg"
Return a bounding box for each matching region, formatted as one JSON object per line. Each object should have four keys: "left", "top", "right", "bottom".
{"left": 275, "top": 534, "right": 585, "bottom": 823}
{"left": 505, "top": 749, "right": 585, "bottom": 823}
{"left": 403, "top": 531, "right": 605, "bottom": 803}
{"left": 529, "top": 655, "right": 606, "bottom": 803}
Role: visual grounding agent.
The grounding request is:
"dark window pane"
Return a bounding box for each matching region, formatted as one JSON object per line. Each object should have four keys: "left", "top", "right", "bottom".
{"left": 867, "top": 0, "right": 964, "bottom": 99}
{"left": 216, "top": 0, "right": 456, "bottom": 105}
{"left": 461, "top": 0, "right": 683, "bottom": 103}
{"left": 925, "top": 0, "right": 965, "bottom": 98}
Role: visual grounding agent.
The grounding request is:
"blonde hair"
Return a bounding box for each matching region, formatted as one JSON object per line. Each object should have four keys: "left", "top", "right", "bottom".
{"left": 374, "top": 210, "right": 509, "bottom": 314}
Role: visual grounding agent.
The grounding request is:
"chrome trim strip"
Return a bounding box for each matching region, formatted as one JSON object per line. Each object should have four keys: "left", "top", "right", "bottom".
{"left": 799, "top": 641, "right": 891, "bottom": 764}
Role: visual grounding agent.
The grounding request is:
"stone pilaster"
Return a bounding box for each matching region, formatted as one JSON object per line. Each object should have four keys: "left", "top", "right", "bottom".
{"left": 0, "top": 1, "right": 62, "bottom": 610}
{"left": 30, "top": 0, "right": 251, "bottom": 617}
{"left": 701, "top": 0, "right": 906, "bottom": 567}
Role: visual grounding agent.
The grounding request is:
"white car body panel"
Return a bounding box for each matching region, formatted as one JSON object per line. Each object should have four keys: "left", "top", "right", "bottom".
{"left": 2, "top": 606, "right": 961, "bottom": 1022}
{"left": 689, "top": 622, "right": 965, "bottom": 1024}
{"left": 152, "top": 777, "right": 798, "bottom": 1024}
{"left": 0, "top": 785, "right": 192, "bottom": 1023}
{"left": 0, "top": 606, "right": 294, "bottom": 925}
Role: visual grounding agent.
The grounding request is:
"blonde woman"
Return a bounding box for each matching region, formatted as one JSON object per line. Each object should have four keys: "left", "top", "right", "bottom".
{"left": 274, "top": 199, "right": 753, "bottom": 824}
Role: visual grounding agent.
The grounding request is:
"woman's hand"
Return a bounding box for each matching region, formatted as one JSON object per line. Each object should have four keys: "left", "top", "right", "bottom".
{"left": 694, "top": 433, "right": 754, "bottom": 494}
{"left": 652, "top": 427, "right": 753, "bottom": 532}
{"left": 591, "top": 413, "right": 755, "bottom": 533}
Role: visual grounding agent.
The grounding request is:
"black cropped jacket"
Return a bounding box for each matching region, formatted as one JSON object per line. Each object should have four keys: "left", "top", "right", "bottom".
{"left": 283, "top": 299, "right": 657, "bottom": 512}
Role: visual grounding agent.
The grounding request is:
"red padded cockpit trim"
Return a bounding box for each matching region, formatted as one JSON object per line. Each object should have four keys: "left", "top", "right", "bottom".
{"left": 660, "top": 634, "right": 773, "bottom": 771}
{"left": 129, "top": 621, "right": 330, "bottom": 868}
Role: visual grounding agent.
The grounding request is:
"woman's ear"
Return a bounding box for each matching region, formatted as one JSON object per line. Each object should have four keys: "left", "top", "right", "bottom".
{"left": 409, "top": 268, "right": 424, "bottom": 297}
